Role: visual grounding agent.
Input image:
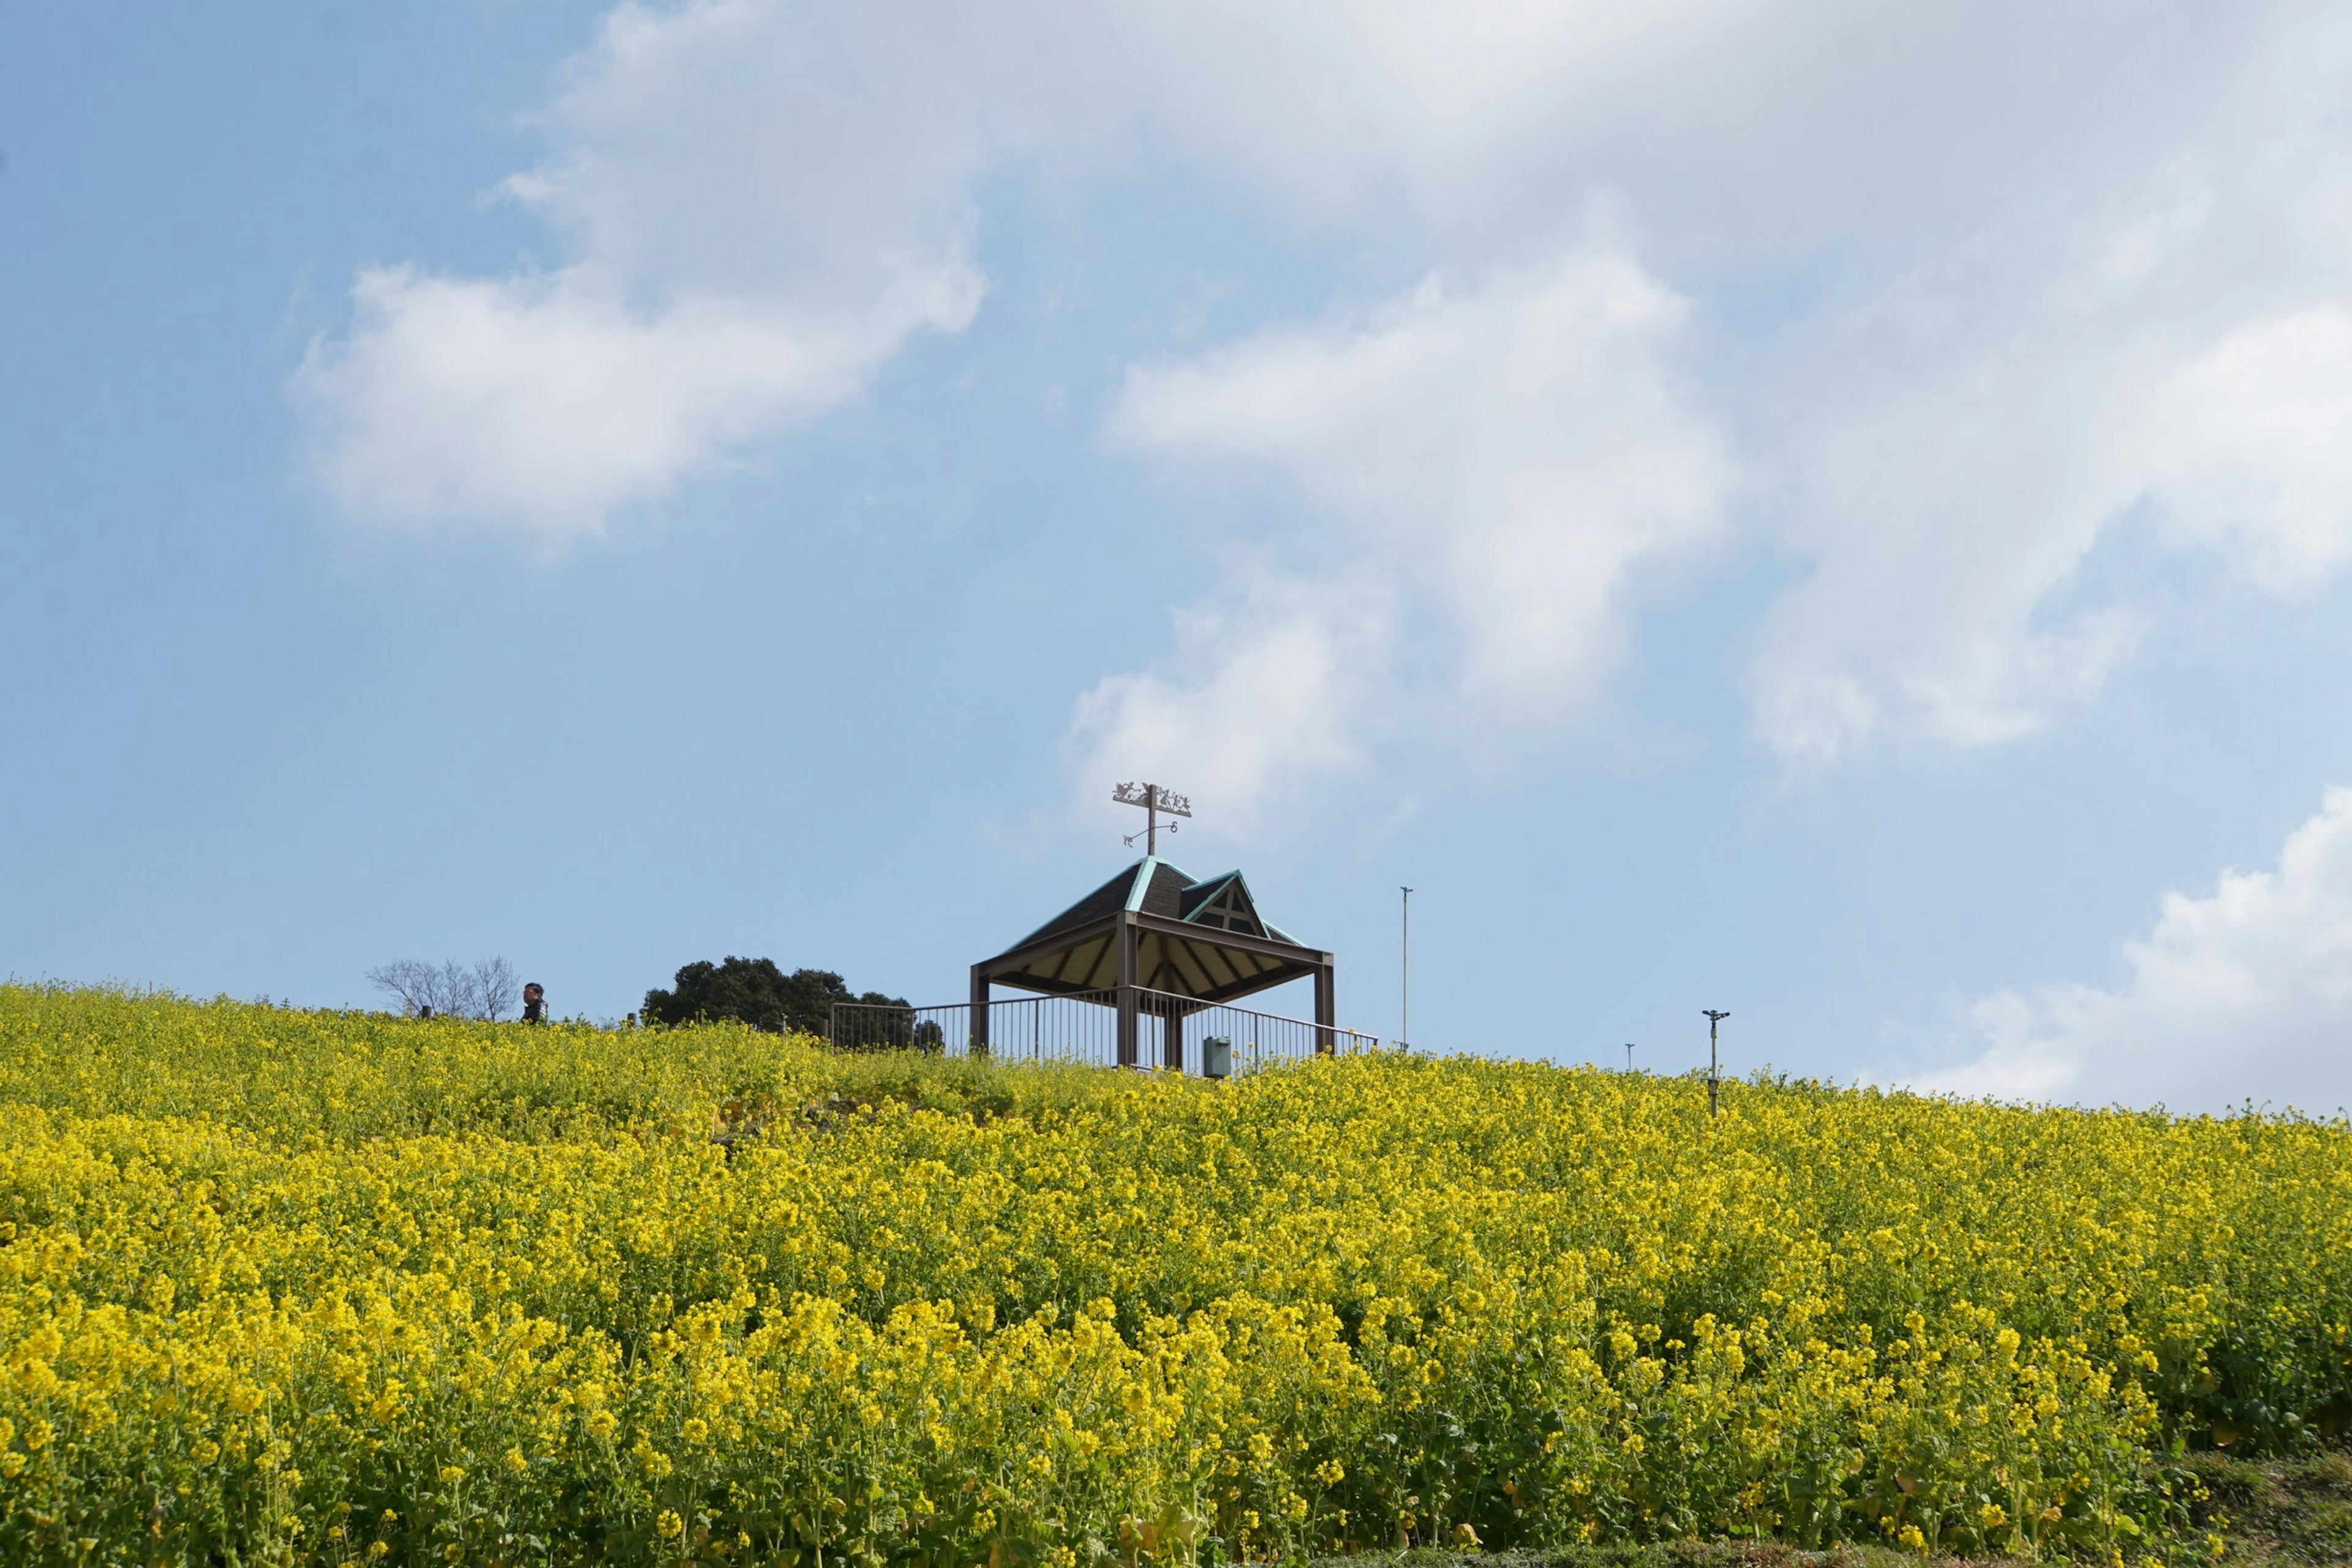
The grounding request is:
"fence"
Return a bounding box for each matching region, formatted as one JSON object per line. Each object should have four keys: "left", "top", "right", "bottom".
{"left": 826, "top": 987, "right": 1380, "bottom": 1074}
{"left": 828, "top": 990, "right": 1122, "bottom": 1065}
{"left": 1131, "top": 988, "right": 1379, "bottom": 1074}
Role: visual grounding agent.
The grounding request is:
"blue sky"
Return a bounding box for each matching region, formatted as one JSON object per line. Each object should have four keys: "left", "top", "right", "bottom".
{"left": 9, "top": 1, "right": 2352, "bottom": 1114}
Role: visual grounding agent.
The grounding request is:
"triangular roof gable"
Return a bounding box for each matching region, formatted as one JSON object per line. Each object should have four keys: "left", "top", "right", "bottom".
{"left": 1175, "top": 869, "right": 1298, "bottom": 942}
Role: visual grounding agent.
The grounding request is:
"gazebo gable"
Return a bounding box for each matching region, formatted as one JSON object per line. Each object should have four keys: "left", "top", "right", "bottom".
{"left": 1175, "top": 869, "right": 1291, "bottom": 941}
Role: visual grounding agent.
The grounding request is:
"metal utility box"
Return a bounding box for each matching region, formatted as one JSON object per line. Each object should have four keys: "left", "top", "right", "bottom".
{"left": 1202, "top": 1035, "right": 1233, "bottom": 1079}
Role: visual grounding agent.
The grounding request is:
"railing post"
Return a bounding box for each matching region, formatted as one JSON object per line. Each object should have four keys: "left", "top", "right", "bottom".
{"left": 1164, "top": 998, "right": 1185, "bottom": 1072}
{"left": 1115, "top": 916, "right": 1139, "bottom": 1068}
{"left": 969, "top": 966, "right": 990, "bottom": 1057}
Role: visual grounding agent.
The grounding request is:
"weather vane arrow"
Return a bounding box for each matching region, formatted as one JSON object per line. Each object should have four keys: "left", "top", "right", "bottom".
{"left": 1113, "top": 782, "right": 1191, "bottom": 854}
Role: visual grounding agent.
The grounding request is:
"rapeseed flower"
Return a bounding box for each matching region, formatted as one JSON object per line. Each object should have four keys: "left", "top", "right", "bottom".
{"left": 0, "top": 984, "right": 2340, "bottom": 1562}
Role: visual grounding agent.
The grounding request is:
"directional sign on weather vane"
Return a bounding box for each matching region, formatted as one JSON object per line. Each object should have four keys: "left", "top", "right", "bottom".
{"left": 1112, "top": 782, "right": 1191, "bottom": 817}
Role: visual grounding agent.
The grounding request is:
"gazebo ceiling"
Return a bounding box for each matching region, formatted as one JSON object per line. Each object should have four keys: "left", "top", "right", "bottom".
{"left": 978, "top": 858, "right": 1324, "bottom": 1008}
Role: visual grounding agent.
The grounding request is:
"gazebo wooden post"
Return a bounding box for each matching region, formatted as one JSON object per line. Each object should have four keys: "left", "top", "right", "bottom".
{"left": 1313, "top": 959, "right": 1336, "bottom": 1055}
{"left": 969, "top": 965, "right": 991, "bottom": 1057}
{"left": 1164, "top": 998, "right": 1184, "bottom": 1072}
{"left": 1115, "top": 913, "right": 1139, "bottom": 1068}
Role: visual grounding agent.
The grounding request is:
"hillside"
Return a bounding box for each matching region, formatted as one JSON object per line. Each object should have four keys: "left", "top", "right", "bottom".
{"left": 0, "top": 984, "right": 2345, "bottom": 1565}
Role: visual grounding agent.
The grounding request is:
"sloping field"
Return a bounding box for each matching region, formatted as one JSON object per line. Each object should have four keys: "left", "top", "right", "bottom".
{"left": 0, "top": 984, "right": 2344, "bottom": 1566}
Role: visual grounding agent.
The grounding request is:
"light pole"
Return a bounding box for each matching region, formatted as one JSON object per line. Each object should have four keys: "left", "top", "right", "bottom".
{"left": 1399, "top": 886, "right": 1414, "bottom": 1050}
{"left": 1626, "top": 1042, "right": 1635, "bottom": 1073}
{"left": 1703, "top": 1009, "right": 1730, "bottom": 1117}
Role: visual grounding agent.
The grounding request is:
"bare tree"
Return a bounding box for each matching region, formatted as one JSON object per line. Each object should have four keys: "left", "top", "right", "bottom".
{"left": 468, "top": 956, "right": 521, "bottom": 1021}
{"left": 367, "top": 957, "right": 521, "bottom": 1022}
{"left": 366, "top": 960, "right": 437, "bottom": 1017}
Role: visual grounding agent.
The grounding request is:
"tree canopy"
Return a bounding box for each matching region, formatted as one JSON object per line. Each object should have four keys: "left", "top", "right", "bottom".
{"left": 641, "top": 957, "right": 910, "bottom": 1041}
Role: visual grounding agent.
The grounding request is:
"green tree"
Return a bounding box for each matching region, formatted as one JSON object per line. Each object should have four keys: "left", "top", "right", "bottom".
{"left": 641, "top": 957, "right": 910, "bottom": 1042}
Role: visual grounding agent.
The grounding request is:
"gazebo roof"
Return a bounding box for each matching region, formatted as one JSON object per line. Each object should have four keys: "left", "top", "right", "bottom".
{"left": 978, "top": 857, "right": 1324, "bottom": 1006}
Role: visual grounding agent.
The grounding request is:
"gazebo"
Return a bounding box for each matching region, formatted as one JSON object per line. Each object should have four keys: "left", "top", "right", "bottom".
{"left": 970, "top": 856, "right": 1336, "bottom": 1069}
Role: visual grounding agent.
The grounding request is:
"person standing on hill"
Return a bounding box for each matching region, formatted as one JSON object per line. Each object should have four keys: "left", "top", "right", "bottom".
{"left": 521, "top": 982, "right": 547, "bottom": 1024}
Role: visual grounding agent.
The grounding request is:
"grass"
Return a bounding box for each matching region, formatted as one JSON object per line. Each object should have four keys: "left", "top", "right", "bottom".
{"left": 2191, "top": 1450, "right": 2352, "bottom": 1566}
{"left": 1311, "top": 1450, "right": 2352, "bottom": 1568}
{"left": 1315, "top": 1544, "right": 1929, "bottom": 1568}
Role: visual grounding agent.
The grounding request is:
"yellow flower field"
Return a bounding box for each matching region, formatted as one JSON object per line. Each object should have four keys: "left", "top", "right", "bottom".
{"left": 0, "top": 984, "right": 2344, "bottom": 1566}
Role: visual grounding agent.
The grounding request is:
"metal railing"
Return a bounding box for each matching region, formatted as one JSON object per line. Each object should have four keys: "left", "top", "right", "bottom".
{"left": 1131, "top": 987, "right": 1379, "bottom": 1074}
{"left": 826, "top": 987, "right": 1379, "bottom": 1074}
{"left": 828, "top": 991, "right": 1124, "bottom": 1065}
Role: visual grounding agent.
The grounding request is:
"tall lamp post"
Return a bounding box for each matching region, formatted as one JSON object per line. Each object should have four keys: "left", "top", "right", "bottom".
{"left": 1399, "top": 886, "right": 1414, "bottom": 1050}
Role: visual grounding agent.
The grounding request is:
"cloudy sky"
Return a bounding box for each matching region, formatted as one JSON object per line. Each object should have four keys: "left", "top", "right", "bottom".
{"left": 8, "top": 1, "right": 2352, "bottom": 1114}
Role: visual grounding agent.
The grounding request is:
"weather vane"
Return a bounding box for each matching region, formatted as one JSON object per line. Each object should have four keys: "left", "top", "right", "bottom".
{"left": 1113, "top": 782, "right": 1191, "bottom": 854}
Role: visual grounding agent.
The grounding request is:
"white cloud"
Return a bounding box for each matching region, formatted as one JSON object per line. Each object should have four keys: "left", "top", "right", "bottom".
{"left": 296, "top": 0, "right": 2352, "bottom": 788}
{"left": 1915, "top": 789, "right": 2352, "bottom": 1115}
{"left": 1752, "top": 320, "right": 2161, "bottom": 764}
{"left": 1755, "top": 123, "right": 2352, "bottom": 765}
{"left": 295, "top": 0, "right": 1789, "bottom": 537}
{"left": 299, "top": 0, "right": 2218, "bottom": 533}
{"left": 1088, "top": 243, "right": 1730, "bottom": 815}
{"left": 1077, "top": 0, "right": 2352, "bottom": 779}
{"left": 296, "top": 263, "right": 977, "bottom": 532}
{"left": 298, "top": 0, "right": 989, "bottom": 533}
{"left": 1069, "top": 577, "right": 1391, "bottom": 831}
{"left": 2142, "top": 306, "right": 2352, "bottom": 592}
